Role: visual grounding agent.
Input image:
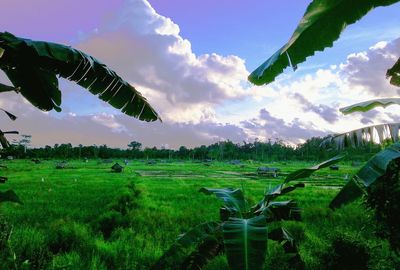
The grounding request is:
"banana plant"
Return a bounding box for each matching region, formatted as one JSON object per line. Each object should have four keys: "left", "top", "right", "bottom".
{"left": 248, "top": 0, "right": 400, "bottom": 85}
{"left": 330, "top": 142, "right": 400, "bottom": 209}
{"left": 153, "top": 155, "right": 343, "bottom": 270}
{"left": 0, "top": 108, "right": 21, "bottom": 204}
{"left": 248, "top": 0, "right": 400, "bottom": 150}
{"left": 0, "top": 32, "right": 160, "bottom": 122}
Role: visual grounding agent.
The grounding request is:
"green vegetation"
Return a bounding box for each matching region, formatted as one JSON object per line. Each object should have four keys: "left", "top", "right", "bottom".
{"left": 2, "top": 138, "right": 382, "bottom": 162}
{"left": 0, "top": 159, "right": 398, "bottom": 269}
{"left": 0, "top": 32, "right": 159, "bottom": 121}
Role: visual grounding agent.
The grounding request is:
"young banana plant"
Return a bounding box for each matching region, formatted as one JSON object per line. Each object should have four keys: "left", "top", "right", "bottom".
{"left": 153, "top": 155, "right": 343, "bottom": 270}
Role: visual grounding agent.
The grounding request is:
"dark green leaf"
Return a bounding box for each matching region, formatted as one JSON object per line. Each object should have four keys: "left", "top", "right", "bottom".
{"left": 223, "top": 216, "right": 268, "bottom": 270}
{"left": 285, "top": 155, "right": 344, "bottom": 183}
{"left": 151, "top": 222, "right": 220, "bottom": 270}
{"left": 330, "top": 142, "right": 400, "bottom": 209}
{"left": 387, "top": 58, "right": 400, "bottom": 86}
{"left": 0, "top": 108, "right": 17, "bottom": 120}
{"left": 0, "top": 32, "right": 160, "bottom": 122}
{"left": 340, "top": 98, "right": 400, "bottom": 115}
{"left": 0, "top": 189, "right": 22, "bottom": 204}
{"left": 0, "top": 130, "right": 18, "bottom": 148}
{"left": 199, "top": 188, "right": 247, "bottom": 215}
{"left": 249, "top": 0, "right": 400, "bottom": 85}
{"left": 256, "top": 199, "right": 302, "bottom": 221}
{"left": 329, "top": 178, "right": 365, "bottom": 209}
{"left": 0, "top": 82, "right": 16, "bottom": 93}
{"left": 268, "top": 227, "right": 297, "bottom": 253}
{"left": 181, "top": 237, "right": 222, "bottom": 270}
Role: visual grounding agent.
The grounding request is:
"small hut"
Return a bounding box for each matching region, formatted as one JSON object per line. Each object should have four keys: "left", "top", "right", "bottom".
{"left": 257, "top": 167, "right": 280, "bottom": 178}
{"left": 329, "top": 165, "right": 339, "bottom": 170}
{"left": 111, "top": 163, "right": 124, "bottom": 173}
{"left": 229, "top": 160, "right": 241, "bottom": 165}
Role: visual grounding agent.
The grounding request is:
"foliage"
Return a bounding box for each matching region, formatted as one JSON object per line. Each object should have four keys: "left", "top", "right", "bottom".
{"left": 154, "top": 156, "right": 343, "bottom": 269}
{"left": 0, "top": 31, "right": 159, "bottom": 121}
{"left": 320, "top": 234, "right": 370, "bottom": 270}
{"left": 95, "top": 182, "right": 140, "bottom": 238}
{"left": 2, "top": 137, "right": 380, "bottom": 162}
{"left": 1, "top": 158, "right": 397, "bottom": 269}
{"left": 387, "top": 58, "right": 400, "bottom": 86}
{"left": 330, "top": 142, "right": 400, "bottom": 208}
{"left": 340, "top": 98, "right": 400, "bottom": 115}
{"left": 365, "top": 158, "right": 400, "bottom": 251}
{"left": 248, "top": 0, "right": 400, "bottom": 85}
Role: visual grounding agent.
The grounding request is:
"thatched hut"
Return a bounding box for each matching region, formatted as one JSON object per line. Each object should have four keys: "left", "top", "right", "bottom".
{"left": 111, "top": 163, "right": 124, "bottom": 173}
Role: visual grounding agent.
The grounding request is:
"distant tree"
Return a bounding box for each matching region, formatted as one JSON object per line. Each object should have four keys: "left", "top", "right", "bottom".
{"left": 19, "top": 134, "right": 32, "bottom": 154}
{"left": 128, "top": 141, "right": 142, "bottom": 151}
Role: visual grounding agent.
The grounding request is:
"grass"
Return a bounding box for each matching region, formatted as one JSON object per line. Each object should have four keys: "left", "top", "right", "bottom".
{"left": 0, "top": 159, "right": 397, "bottom": 269}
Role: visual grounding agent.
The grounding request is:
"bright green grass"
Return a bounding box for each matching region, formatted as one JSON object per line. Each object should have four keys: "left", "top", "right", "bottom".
{"left": 0, "top": 159, "right": 395, "bottom": 269}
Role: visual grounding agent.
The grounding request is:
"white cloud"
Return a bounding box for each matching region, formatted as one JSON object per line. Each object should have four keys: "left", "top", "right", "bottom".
{"left": 76, "top": 0, "right": 249, "bottom": 123}
{"left": 1, "top": 0, "right": 400, "bottom": 148}
{"left": 339, "top": 38, "right": 400, "bottom": 96}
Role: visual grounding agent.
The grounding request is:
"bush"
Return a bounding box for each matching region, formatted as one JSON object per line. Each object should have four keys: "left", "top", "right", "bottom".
{"left": 47, "top": 220, "right": 94, "bottom": 254}
{"left": 95, "top": 211, "right": 129, "bottom": 239}
{"left": 9, "top": 227, "right": 53, "bottom": 270}
{"left": 0, "top": 216, "right": 13, "bottom": 269}
{"left": 108, "top": 187, "right": 140, "bottom": 215}
{"left": 321, "top": 234, "right": 370, "bottom": 270}
{"left": 365, "top": 159, "right": 400, "bottom": 251}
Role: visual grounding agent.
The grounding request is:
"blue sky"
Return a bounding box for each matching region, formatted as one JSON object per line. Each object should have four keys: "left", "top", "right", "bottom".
{"left": 1, "top": 0, "right": 400, "bottom": 148}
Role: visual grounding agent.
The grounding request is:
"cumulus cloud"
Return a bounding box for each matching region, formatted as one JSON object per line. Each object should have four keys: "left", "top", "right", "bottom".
{"left": 241, "top": 109, "right": 326, "bottom": 144}
{"left": 2, "top": 0, "right": 400, "bottom": 148}
{"left": 340, "top": 38, "right": 400, "bottom": 96}
{"left": 292, "top": 93, "right": 339, "bottom": 123}
{"left": 76, "top": 0, "right": 249, "bottom": 123}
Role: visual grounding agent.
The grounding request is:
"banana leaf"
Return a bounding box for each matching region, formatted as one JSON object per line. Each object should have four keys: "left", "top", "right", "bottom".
{"left": 0, "top": 32, "right": 159, "bottom": 122}
{"left": 387, "top": 58, "right": 400, "bottom": 86}
{"left": 0, "top": 189, "right": 22, "bottom": 204}
{"left": 0, "top": 130, "right": 18, "bottom": 148}
{"left": 151, "top": 221, "right": 220, "bottom": 270}
{"left": 223, "top": 216, "right": 268, "bottom": 270}
{"left": 323, "top": 123, "right": 400, "bottom": 149}
{"left": 199, "top": 188, "right": 247, "bottom": 215}
{"left": 284, "top": 154, "right": 344, "bottom": 183}
{"left": 248, "top": 0, "right": 400, "bottom": 85}
{"left": 0, "top": 82, "right": 17, "bottom": 93}
{"left": 257, "top": 200, "right": 302, "bottom": 221}
{"left": 181, "top": 237, "right": 223, "bottom": 270}
{"left": 340, "top": 98, "right": 400, "bottom": 115}
{"left": 330, "top": 142, "right": 400, "bottom": 208}
{"left": 268, "top": 227, "right": 297, "bottom": 253}
{"left": 0, "top": 108, "right": 17, "bottom": 120}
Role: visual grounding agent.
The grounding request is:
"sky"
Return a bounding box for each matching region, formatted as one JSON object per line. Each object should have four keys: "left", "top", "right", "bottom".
{"left": 0, "top": 0, "right": 400, "bottom": 149}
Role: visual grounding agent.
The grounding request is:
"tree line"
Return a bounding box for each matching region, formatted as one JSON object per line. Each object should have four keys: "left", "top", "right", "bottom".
{"left": 2, "top": 137, "right": 381, "bottom": 161}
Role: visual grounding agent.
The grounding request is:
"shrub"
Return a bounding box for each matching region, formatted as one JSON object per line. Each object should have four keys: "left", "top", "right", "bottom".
{"left": 95, "top": 211, "right": 129, "bottom": 239}
{"left": 47, "top": 220, "right": 94, "bottom": 255}
{"left": 321, "top": 234, "right": 370, "bottom": 270}
{"left": 365, "top": 159, "right": 400, "bottom": 251}
{"left": 108, "top": 187, "right": 140, "bottom": 215}
{"left": 9, "top": 227, "right": 53, "bottom": 270}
